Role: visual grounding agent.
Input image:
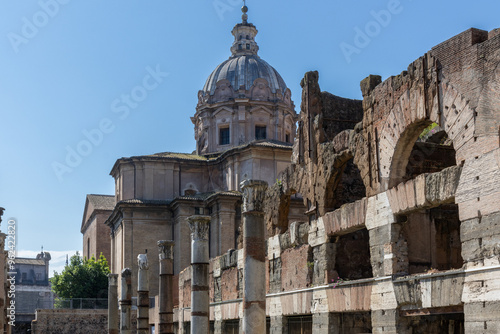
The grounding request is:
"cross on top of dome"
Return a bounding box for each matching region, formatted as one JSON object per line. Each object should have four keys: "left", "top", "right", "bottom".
{"left": 230, "top": 1, "right": 259, "bottom": 57}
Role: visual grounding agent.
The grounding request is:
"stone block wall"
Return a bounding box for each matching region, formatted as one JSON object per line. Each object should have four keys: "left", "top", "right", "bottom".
{"left": 31, "top": 309, "right": 107, "bottom": 334}
{"left": 171, "top": 27, "right": 500, "bottom": 333}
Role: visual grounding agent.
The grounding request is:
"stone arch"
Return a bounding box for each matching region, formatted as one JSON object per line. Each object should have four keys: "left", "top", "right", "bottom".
{"left": 378, "top": 82, "right": 476, "bottom": 189}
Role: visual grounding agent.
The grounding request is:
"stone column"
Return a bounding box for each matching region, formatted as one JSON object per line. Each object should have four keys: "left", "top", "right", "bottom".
{"left": 241, "top": 180, "right": 268, "bottom": 334}
{"left": 108, "top": 274, "right": 119, "bottom": 334}
{"left": 158, "top": 240, "right": 175, "bottom": 334}
{"left": 120, "top": 268, "right": 132, "bottom": 334}
{"left": 188, "top": 215, "right": 211, "bottom": 334}
{"left": 137, "top": 254, "right": 149, "bottom": 334}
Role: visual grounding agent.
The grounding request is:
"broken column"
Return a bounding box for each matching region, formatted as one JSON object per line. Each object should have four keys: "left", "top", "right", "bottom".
{"left": 188, "top": 215, "right": 211, "bottom": 334}
{"left": 120, "top": 268, "right": 132, "bottom": 334}
{"left": 241, "top": 180, "right": 268, "bottom": 334}
{"left": 158, "top": 240, "right": 175, "bottom": 334}
{"left": 108, "top": 274, "right": 119, "bottom": 334}
{"left": 137, "top": 254, "right": 149, "bottom": 334}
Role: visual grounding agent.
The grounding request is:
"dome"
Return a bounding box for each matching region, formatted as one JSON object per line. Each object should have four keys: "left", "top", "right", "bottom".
{"left": 192, "top": 5, "right": 297, "bottom": 156}
{"left": 203, "top": 55, "right": 288, "bottom": 96}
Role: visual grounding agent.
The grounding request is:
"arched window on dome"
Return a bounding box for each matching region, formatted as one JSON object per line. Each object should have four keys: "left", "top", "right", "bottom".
{"left": 246, "top": 35, "right": 249, "bottom": 40}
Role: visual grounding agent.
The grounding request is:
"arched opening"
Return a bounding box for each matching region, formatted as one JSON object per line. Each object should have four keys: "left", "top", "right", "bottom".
{"left": 390, "top": 122, "right": 463, "bottom": 275}
{"left": 274, "top": 190, "right": 308, "bottom": 235}
{"left": 389, "top": 122, "right": 457, "bottom": 188}
{"left": 324, "top": 156, "right": 366, "bottom": 213}
{"left": 404, "top": 123, "right": 456, "bottom": 181}
{"left": 288, "top": 192, "right": 308, "bottom": 225}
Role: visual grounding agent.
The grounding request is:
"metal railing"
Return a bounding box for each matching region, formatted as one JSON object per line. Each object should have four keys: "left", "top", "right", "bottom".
{"left": 37, "top": 298, "right": 108, "bottom": 310}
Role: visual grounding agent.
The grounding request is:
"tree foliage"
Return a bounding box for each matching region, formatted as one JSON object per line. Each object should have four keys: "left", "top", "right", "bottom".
{"left": 51, "top": 252, "right": 110, "bottom": 299}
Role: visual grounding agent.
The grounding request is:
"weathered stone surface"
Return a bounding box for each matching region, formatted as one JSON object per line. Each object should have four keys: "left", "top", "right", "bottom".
{"left": 461, "top": 212, "right": 500, "bottom": 261}
{"left": 393, "top": 272, "right": 464, "bottom": 308}
{"left": 312, "top": 243, "right": 336, "bottom": 286}
{"left": 172, "top": 27, "right": 500, "bottom": 333}
{"left": 281, "top": 245, "right": 312, "bottom": 291}
{"left": 323, "top": 198, "right": 367, "bottom": 236}
{"left": 32, "top": 309, "right": 107, "bottom": 334}
{"left": 425, "top": 165, "right": 462, "bottom": 206}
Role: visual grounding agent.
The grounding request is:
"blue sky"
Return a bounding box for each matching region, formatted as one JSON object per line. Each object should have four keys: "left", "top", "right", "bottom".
{"left": 0, "top": 0, "right": 498, "bottom": 273}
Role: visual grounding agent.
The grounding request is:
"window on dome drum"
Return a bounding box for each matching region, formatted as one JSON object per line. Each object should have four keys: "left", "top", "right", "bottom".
{"left": 255, "top": 126, "right": 267, "bottom": 140}
{"left": 238, "top": 44, "right": 242, "bottom": 50}
{"left": 246, "top": 35, "right": 249, "bottom": 39}
{"left": 286, "top": 133, "right": 290, "bottom": 143}
{"left": 246, "top": 44, "right": 250, "bottom": 50}
{"left": 219, "top": 127, "right": 230, "bottom": 145}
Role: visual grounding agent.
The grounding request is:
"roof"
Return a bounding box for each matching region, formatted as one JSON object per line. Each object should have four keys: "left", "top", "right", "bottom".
{"left": 203, "top": 55, "right": 288, "bottom": 96}
{"left": 118, "top": 199, "right": 172, "bottom": 206}
{"left": 112, "top": 140, "right": 293, "bottom": 173}
{"left": 81, "top": 194, "right": 115, "bottom": 233}
{"left": 15, "top": 258, "right": 46, "bottom": 266}
{"left": 175, "top": 191, "right": 242, "bottom": 202}
{"left": 143, "top": 152, "right": 216, "bottom": 161}
{"left": 87, "top": 194, "right": 115, "bottom": 211}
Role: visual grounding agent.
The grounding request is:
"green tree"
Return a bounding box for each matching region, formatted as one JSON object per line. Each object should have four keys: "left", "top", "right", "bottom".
{"left": 51, "top": 252, "right": 110, "bottom": 299}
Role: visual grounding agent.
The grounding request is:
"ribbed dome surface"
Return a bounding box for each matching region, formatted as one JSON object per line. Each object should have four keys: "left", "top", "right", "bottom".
{"left": 203, "top": 55, "right": 287, "bottom": 96}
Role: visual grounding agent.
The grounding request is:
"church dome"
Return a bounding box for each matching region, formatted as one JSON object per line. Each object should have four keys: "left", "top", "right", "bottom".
{"left": 199, "top": 6, "right": 289, "bottom": 103}
{"left": 203, "top": 55, "right": 288, "bottom": 96}
{"left": 193, "top": 5, "right": 297, "bottom": 155}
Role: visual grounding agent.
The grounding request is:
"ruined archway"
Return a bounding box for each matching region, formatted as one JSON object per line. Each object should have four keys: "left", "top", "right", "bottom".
{"left": 379, "top": 81, "right": 475, "bottom": 190}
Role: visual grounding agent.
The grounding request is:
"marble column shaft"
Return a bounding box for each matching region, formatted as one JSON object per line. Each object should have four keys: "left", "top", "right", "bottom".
{"left": 241, "top": 180, "right": 268, "bottom": 334}
{"left": 137, "top": 254, "right": 149, "bottom": 334}
{"left": 108, "top": 274, "right": 119, "bottom": 334}
{"left": 188, "top": 215, "right": 211, "bottom": 334}
{"left": 120, "top": 268, "right": 132, "bottom": 334}
{"left": 158, "top": 240, "right": 175, "bottom": 334}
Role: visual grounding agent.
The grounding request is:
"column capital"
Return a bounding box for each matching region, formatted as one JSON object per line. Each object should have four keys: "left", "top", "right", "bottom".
{"left": 240, "top": 179, "right": 268, "bottom": 213}
{"left": 188, "top": 215, "right": 211, "bottom": 241}
{"left": 108, "top": 273, "right": 119, "bottom": 286}
{"left": 137, "top": 254, "right": 149, "bottom": 270}
{"left": 158, "top": 240, "right": 175, "bottom": 260}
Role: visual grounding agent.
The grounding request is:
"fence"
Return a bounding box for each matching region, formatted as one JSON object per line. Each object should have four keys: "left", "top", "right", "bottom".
{"left": 37, "top": 298, "right": 108, "bottom": 310}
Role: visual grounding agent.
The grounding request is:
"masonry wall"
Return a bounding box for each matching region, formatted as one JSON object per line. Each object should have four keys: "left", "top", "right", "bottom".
{"left": 82, "top": 211, "right": 112, "bottom": 262}
{"left": 31, "top": 309, "right": 107, "bottom": 334}
{"left": 173, "top": 27, "right": 500, "bottom": 334}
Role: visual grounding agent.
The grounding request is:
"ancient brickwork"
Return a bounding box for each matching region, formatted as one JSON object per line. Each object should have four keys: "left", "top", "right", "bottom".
{"left": 172, "top": 27, "right": 500, "bottom": 333}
